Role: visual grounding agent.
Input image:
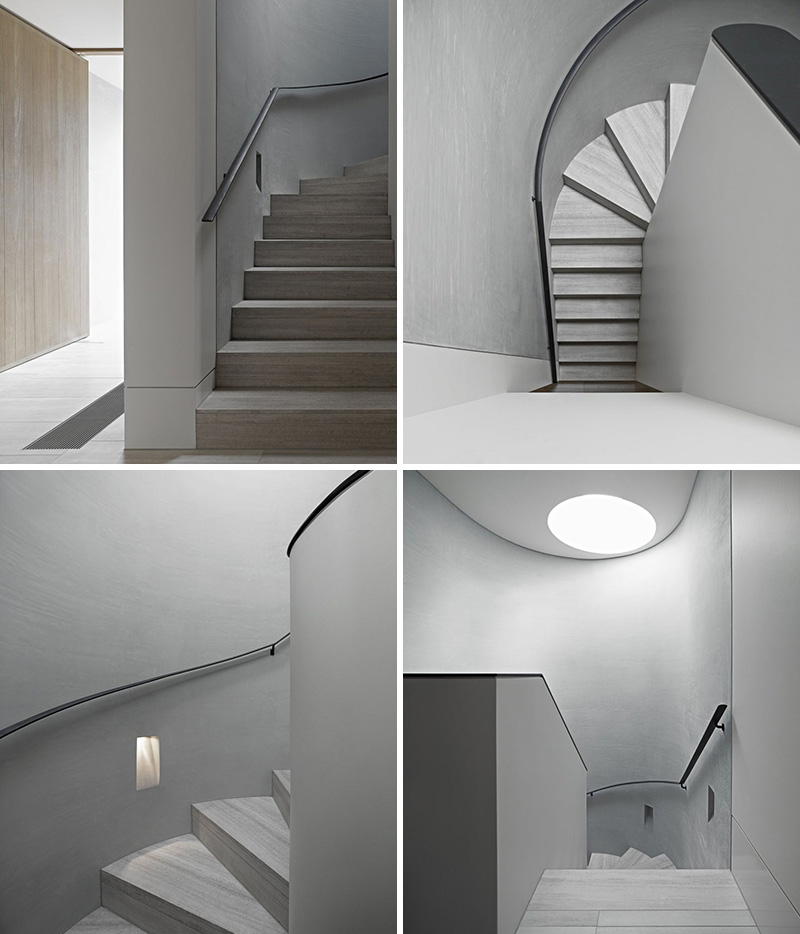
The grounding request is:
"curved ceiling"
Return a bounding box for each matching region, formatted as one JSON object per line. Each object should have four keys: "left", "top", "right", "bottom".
{"left": 419, "top": 470, "right": 698, "bottom": 559}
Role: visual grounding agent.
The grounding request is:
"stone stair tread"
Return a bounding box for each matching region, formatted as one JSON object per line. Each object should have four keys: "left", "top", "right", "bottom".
{"left": 344, "top": 154, "right": 389, "bottom": 176}
{"left": 65, "top": 907, "right": 145, "bottom": 933}
{"left": 198, "top": 389, "right": 396, "bottom": 412}
{"left": 218, "top": 340, "right": 396, "bottom": 355}
{"left": 101, "top": 834, "right": 282, "bottom": 934}
{"left": 616, "top": 847, "right": 658, "bottom": 869}
{"left": 233, "top": 300, "right": 396, "bottom": 309}
{"left": 605, "top": 100, "right": 666, "bottom": 209}
{"left": 588, "top": 852, "right": 622, "bottom": 869}
{"left": 245, "top": 266, "right": 394, "bottom": 272}
{"left": 193, "top": 798, "right": 289, "bottom": 881}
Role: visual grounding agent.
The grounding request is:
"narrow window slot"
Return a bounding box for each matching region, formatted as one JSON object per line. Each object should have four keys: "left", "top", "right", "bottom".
{"left": 644, "top": 804, "right": 654, "bottom": 829}
{"left": 708, "top": 786, "right": 715, "bottom": 821}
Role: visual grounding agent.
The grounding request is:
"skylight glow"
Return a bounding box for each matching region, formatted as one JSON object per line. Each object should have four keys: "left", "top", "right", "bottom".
{"left": 547, "top": 494, "right": 657, "bottom": 555}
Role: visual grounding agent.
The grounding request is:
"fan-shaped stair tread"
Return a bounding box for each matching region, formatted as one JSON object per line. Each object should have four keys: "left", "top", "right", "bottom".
{"left": 66, "top": 908, "right": 145, "bottom": 933}
{"left": 605, "top": 101, "right": 666, "bottom": 210}
{"left": 563, "top": 135, "right": 652, "bottom": 228}
{"left": 101, "top": 834, "right": 283, "bottom": 934}
{"left": 589, "top": 852, "right": 623, "bottom": 869}
{"left": 551, "top": 244, "right": 642, "bottom": 272}
{"left": 550, "top": 188, "right": 645, "bottom": 244}
{"left": 555, "top": 299, "right": 640, "bottom": 320}
{"left": 667, "top": 84, "right": 695, "bottom": 165}
{"left": 272, "top": 770, "right": 291, "bottom": 827}
{"left": 617, "top": 847, "right": 658, "bottom": 869}
{"left": 643, "top": 853, "right": 678, "bottom": 870}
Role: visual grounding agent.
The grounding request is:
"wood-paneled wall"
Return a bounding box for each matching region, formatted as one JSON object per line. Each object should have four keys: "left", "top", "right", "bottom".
{"left": 0, "top": 7, "right": 89, "bottom": 372}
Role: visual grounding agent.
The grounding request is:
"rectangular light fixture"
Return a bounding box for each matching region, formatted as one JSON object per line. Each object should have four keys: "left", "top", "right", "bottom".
{"left": 136, "top": 736, "right": 161, "bottom": 790}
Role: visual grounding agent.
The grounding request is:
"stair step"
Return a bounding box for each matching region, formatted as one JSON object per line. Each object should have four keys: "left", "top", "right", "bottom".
{"left": 559, "top": 363, "right": 636, "bottom": 381}
{"left": 254, "top": 239, "right": 395, "bottom": 267}
{"left": 263, "top": 214, "right": 392, "bottom": 240}
{"left": 667, "top": 83, "right": 695, "bottom": 165}
{"left": 272, "top": 771, "right": 291, "bottom": 828}
{"left": 553, "top": 273, "right": 641, "bottom": 298}
{"left": 557, "top": 321, "right": 638, "bottom": 342}
{"left": 300, "top": 175, "right": 388, "bottom": 196}
{"left": 101, "top": 834, "right": 282, "bottom": 934}
{"left": 605, "top": 100, "right": 666, "bottom": 209}
{"left": 558, "top": 342, "right": 637, "bottom": 363}
{"left": 244, "top": 267, "right": 396, "bottom": 301}
{"left": 66, "top": 908, "right": 145, "bottom": 933}
{"left": 588, "top": 853, "right": 622, "bottom": 869}
{"left": 344, "top": 154, "right": 389, "bottom": 176}
{"left": 270, "top": 194, "right": 388, "bottom": 215}
{"left": 196, "top": 389, "right": 396, "bottom": 454}
{"left": 564, "top": 134, "right": 652, "bottom": 228}
{"left": 616, "top": 847, "right": 658, "bottom": 869}
{"left": 550, "top": 188, "right": 646, "bottom": 244}
{"left": 192, "top": 798, "right": 289, "bottom": 930}
{"left": 231, "top": 301, "right": 396, "bottom": 341}
{"left": 555, "top": 298, "right": 640, "bottom": 320}
{"left": 644, "top": 853, "right": 678, "bottom": 870}
{"left": 215, "top": 340, "right": 396, "bottom": 389}
{"left": 551, "top": 244, "right": 642, "bottom": 272}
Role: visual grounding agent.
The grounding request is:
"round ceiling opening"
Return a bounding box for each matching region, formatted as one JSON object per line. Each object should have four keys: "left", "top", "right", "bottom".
{"left": 547, "top": 494, "right": 657, "bottom": 555}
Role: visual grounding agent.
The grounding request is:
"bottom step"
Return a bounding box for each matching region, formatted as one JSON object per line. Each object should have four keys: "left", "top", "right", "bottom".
{"left": 196, "top": 389, "right": 396, "bottom": 454}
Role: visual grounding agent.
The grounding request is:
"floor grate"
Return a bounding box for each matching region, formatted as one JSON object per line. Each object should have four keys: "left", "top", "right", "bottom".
{"left": 24, "top": 384, "right": 125, "bottom": 450}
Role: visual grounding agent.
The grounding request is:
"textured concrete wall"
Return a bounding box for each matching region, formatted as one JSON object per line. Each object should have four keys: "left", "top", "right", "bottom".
{"left": 404, "top": 0, "right": 800, "bottom": 368}
{"left": 0, "top": 469, "right": 348, "bottom": 934}
{"left": 404, "top": 470, "right": 731, "bottom": 868}
{"left": 215, "top": 0, "right": 389, "bottom": 347}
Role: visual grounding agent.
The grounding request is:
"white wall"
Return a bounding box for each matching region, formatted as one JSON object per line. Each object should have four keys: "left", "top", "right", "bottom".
{"left": 638, "top": 39, "right": 800, "bottom": 427}
{"left": 124, "top": 0, "right": 217, "bottom": 448}
{"left": 731, "top": 471, "right": 800, "bottom": 919}
{"left": 289, "top": 471, "right": 396, "bottom": 934}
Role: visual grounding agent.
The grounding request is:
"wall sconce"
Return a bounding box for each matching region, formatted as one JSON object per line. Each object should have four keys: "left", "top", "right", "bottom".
{"left": 136, "top": 736, "right": 161, "bottom": 790}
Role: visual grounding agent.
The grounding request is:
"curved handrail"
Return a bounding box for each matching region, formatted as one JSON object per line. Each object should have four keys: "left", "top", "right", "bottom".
{"left": 587, "top": 704, "right": 727, "bottom": 796}
{"left": 0, "top": 633, "right": 289, "bottom": 742}
{"left": 287, "top": 470, "right": 371, "bottom": 557}
{"left": 203, "top": 72, "right": 389, "bottom": 223}
{"left": 533, "top": 0, "right": 652, "bottom": 383}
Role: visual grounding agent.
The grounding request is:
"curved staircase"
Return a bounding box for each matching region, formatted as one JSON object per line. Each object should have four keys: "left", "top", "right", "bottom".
{"left": 588, "top": 846, "right": 676, "bottom": 870}
{"left": 66, "top": 770, "right": 292, "bottom": 934}
{"left": 548, "top": 84, "right": 694, "bottom": 388}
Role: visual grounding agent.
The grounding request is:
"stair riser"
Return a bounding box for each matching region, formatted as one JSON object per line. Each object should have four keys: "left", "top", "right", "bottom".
{"left": 558, "top": 322, "right": 638, "bottom": 342}
{"left": 196, "top": 412, "right": 396, "bottom": 453}
{"left": 263, "top": 216, "right": 392, "bottom": 240}
{"left": 244, "top": 270, "right": 396, "bottom": 301}
{"left": 555, "top": 299, "right": 640, "bottom": 320}
{"left": 216, "top": 354, "right": 396, "bottom": 389}
{"left": 300, "top": 177, "right": 388, "bottom": 196}
{"left": 272, "top": 774, "right": 290, "bottom": 828}
{"left": 270, "top": 195, "right": 388, "bottom": 215}
{"left": 344, "top": 155, "right": 389, "bottom": 176}
{"left": 559, "top": 363, "right": 636, "bottom": 381}
{"left": 559, "top": 344, "right": 637, "bottom": 363}
{"left": 232, "top": 308, "right": 396, "bottom": 341}
{"left": 254, "top": 241, "right": 395, "bottom": 267}
{"left": 192, "top": 811, "right": 288, "bottom": 932}
{"left": 102, "top": 877, "right": 225, "bottom": 934}
{"left": 551, "top": 244, "right": 642, "bottom": 272}
{"left": 553, "top": 274, "right": 641, "bottom": 298}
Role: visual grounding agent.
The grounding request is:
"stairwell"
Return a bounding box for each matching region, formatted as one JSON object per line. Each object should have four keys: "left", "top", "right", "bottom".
{"left": 66, "top": 770, "right": 292, "bottom": 934}
{"left": 197, "top": 155, "right": 397, "bottom": 458}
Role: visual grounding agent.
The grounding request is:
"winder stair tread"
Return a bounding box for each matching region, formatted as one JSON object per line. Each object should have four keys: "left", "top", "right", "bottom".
{"left": 605, "top": 100, "right": 666, "bottom": 209}
{"left": 272, "top": 771, "right": 291, "bottom": 828}
{"left": 65, "top": 907, "right": 145, "bottom": 933}
{"left": 344, "top": 154, "right": 389, "bottom": 176}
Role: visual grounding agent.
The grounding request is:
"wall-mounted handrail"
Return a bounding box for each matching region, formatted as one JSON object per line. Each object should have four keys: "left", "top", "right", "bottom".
{"left": 533, "top": 0, "right": 652, "bottom": 383}
{"left": 203, "top": 72, "right": 389, "bottom": 223}
{"left": 287, "top": 470, "right": 371, "bottom": 556}
{"left": 0, "top": 634, "right": 289, "bottom": 742}
{"left": 587, "top": 704, "right": 727, "bottom": 796}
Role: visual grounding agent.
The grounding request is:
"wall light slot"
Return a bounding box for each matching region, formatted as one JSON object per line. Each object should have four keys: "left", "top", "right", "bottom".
{"left": 644, "top": 804, "right": 654, "bottom": 829}
{"left": 256, "top": 152, "right": 262, "bottom": 192}
{"left": 708, "top": 785, "right": 715, "bottom": 821}
{"left": 136, "top": 736, "right": 161, "bottom": 791}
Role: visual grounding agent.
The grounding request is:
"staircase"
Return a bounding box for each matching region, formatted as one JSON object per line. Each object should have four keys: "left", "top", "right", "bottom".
{"left": 547, "top": 84, "right": 695, "bottom": 390}
{"left": 66, "top": 770, "right": 292, "bottom": 934}
{"left": 197, "top": 154, "right": 397, "bottom": 459}
{"left": 588, "top": 846, "right": 676, "bottom": 870}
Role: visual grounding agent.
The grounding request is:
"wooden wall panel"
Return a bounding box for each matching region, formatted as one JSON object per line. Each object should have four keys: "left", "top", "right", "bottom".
{"left": 0, "top": 7, "right": 89, "bottom": 372}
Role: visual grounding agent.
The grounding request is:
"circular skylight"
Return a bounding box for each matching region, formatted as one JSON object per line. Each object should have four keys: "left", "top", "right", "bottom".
{"left": 547, "top": 494, "right": 657, "bottom": 555}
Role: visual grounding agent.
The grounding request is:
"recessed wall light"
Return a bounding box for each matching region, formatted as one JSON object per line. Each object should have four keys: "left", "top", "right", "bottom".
{"left": 547, "top": 494, "right": 657, "bottom": 555}
{"left": 136, "top": 736, "right": 160, "bottom": 790}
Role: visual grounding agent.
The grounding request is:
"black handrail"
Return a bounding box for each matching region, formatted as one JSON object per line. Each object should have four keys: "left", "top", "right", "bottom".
{"left": 587, "top": 704, "right": 727, "bottom": 796}
{"left": 287, "top": 470, "right": 371, "bottom": 556}
{"left": 203, "top": 72, "right": 389, "bottom": 223}
{"left": 533, "top": 0, "right": 652, "bottom": 383}
{"left": 0, "top": 634, "right": 289, "bottom": 742}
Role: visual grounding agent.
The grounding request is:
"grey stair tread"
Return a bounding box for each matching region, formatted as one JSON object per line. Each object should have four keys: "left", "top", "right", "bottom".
{"left": 563, "top": 134, "right": 652, "bottom": 228}
{"left": 269, "top": 194, "right": 388, "bottom": 215}
{"left": 254, "top": 240, "right": 395, "bottom": 267}
{"left": 66, "top": 908, "right": 145, "bottom": 933}
{"left": 558, "top": 343, "right": 637, "bottom": 363}
{"left": 589, "top": 853, "right": 622, "bottom": 870}
{"left": 233, "top": 300, "right": 396, "bottom": 309}
{"left": 641, "top": 854, "right": 677, "bottom": 870}
{"left": 551, "top": 244, "right": 642, "bottom": 272}
{"left": 557, "top": 321, "right": 638, "bottom": 342}
{"left": 198, "top": 390, "right": 396, "bottom": 412}
{"left": 555, "top": 299, "right": 640, "bottom": 320}
{"left": 616, "top": 848, "right": 659, "bottom": 870}
{"left": 559, "top": 363, "right": 636, "bottom": 381}
{"left": 245, "top": 266, "right": 395, "bottom": 272}
{"left": 534, "top": 381, "right": 657, "bottom": 393}
{"left": 263, "top": 215, "right": 392, "bottom": 239}
{"left": 667, "top": 83, "right": 695, "bottom": 164}
{"left": 218, "top": 340, "right": 396, "bottom": 355}
{"left": 300, "top": 176, "right": 388, "bottom": 196}
{"left": 192, "top": 798, "right": 289, "bottom": 882}
{"left": 231, "top": 302, "right": 396, "bottom": 341}
{"left": 101, "top": 834, "right": 282, "bottom": 934}
{"left": 553, "top": 273, "right": 641, "bottom": 297}
{"left": 550, "top": 187, "right": 645, "bottom": 244}
{"left": 273, "top": 770, "right": 290, "bottom": 793}
{"left": 272, "top": 771, "right": 291, "bottom": 828}
{"left": 605, "top": 101, "right": 666, "bottom": 209}
{"left": 244, "top": 267, "right": 396, "bottom": 301}
{"left": 344, "top": 154, "right": 389, "bottom": 176}
{"left": 598, "top": 910, "right": 756, "bottom": 925}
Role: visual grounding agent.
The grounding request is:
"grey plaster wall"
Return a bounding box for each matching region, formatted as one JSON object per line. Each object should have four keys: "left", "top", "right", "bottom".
{"left": 289, "top": 471, "right": 396, "bottom": 934}
{"left": 215, "top": 0, "right": 389, "bottom": 347}
{"left": 403, "top": 470, "right": 731, "bottom": 868}
{"left": 731, "top": 472, "right": 800, "bottom": 917}
{"left": 404, "top": 0, "right": 800, "bottom": 362}
{"left": 0, "top": 469, "right": 348, "bottom": 934}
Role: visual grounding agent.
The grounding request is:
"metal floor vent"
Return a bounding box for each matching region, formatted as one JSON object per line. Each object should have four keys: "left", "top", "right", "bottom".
{"left": 25, "top": 384, "right": 125, "bottom": 450}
